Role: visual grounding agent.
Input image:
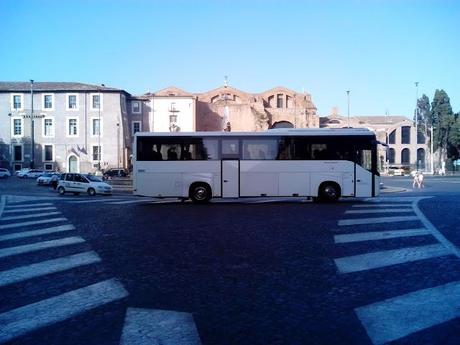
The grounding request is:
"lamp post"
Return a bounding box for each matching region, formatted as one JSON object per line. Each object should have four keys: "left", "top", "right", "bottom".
{"left": 346, "top": 90, "right": 350, "bottom": 128}
{"left": 117, "top": 123, "right": 120, "bottom": 170}
{"left": 30, "top": 80, "right": 35, "bottom": 168}
{"left": 430, "top": 125, "right": 434, "bottom": 174}
{"left": 415, "top": 82, "right": 419, "bottom": 170}
{"left": 97, "top": 87, "right": 101, "bottom": 172}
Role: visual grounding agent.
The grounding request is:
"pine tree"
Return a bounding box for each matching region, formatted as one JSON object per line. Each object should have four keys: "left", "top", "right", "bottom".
{"left": 430, "top": 89, "right": 455, "bottom": 165}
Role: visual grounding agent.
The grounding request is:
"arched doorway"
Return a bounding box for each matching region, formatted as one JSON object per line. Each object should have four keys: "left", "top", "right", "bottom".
{"left": 401, "top": 148, "right": 410, "bottom": 165}
{"left": 68, "top": 155, "right": 79, "bottom": 173}
{"left": 417, "top": 148, "right": 426, "bottom": 169}
{"left": 388, "top": 148, "right": 395, "bottom": 164}
{"left": 270, "top": 121, "right": 294, "bottom": 129}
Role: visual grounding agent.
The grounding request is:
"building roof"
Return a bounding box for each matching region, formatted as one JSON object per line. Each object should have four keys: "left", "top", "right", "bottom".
{"left": 152, "top": 86, "right": 193, "bottom": 97}
{"left": 354, "top": 115, "right": 410, "bottom": 124}
{"left": 0, "top": 82, "right": 124, "bottom": 93}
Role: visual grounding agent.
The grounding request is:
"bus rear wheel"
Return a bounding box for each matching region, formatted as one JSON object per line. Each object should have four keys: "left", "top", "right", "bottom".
{"left": 318, "top": 182, "right": 341, "bottom": 203}
{"left": 190, "top": 183, "right": 211, "bottom": 204}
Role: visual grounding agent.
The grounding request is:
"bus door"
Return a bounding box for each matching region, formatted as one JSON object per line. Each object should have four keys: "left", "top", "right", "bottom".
{"left": 355, "top": 148, "right": 374, "bottom": 197}
{"left": 222, "top": 160, "right": 239, "bottom": 197}
{"left": 222, "top": 139, "right": 240, "bottom": 198}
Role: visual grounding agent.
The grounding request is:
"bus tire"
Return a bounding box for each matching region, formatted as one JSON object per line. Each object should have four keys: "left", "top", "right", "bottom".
{"left": 189, "top": 183, "right": 211, "bottom": 204}
{"left": 318, "top": 182, "right": 341, "bottom": 203}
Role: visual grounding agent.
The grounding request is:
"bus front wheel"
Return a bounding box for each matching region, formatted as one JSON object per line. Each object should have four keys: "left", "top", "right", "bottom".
{"left": 318, "top": 182, "right": 341, "bottom": 203}
{"left": 190, "top": 183, "right": 211, "bottom": 204}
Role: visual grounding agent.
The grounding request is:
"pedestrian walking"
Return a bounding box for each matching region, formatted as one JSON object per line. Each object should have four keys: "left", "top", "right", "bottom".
{"left": 418, "top": 171, "right": 424, "bottom": 188}
{"left": 412, "top": 171, "right": 420, "bottom": 188}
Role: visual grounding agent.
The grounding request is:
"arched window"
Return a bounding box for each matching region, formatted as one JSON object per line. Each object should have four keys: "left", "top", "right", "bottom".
{"left": 271, "top": 121, "right": 294, "bottom": 129}
{"left": 388, "top": 130, "right": 396, "bottom": 144}
{"left": 417, "top": 148, "right": 426, "bottom": 169}
{"left": 401, "top": 126, "right": 411, "bottom": 144}
{"left": 401, "top": 148, "right": 410, "bottom": 164}
{"left": 388, "top": 148, "right": 395, "bottom": 164}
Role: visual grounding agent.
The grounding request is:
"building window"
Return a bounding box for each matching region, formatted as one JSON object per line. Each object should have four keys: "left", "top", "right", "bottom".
{"left": 417, "top": 148, "right": 426, "bottom": 169}
{"left": 401, "top": 126, "right": 411, "bottom": 144}
{"left": 92, "top": 145, "right": 101, "bottom": 161}
{"left": 388, "top": 130, "right": 396, "bottom": 144}
{"left": 401, "top": 148, "right": 410, "bottom": 164}
{"left": 11, "top": 94, "right": 23, "bottom": 110}
{"left": 277, "top": 94, "right": 284, "bottom": 108}
{"left": 44, "top": 163, "right": 53, "bottom": 171}
{"left": 13, "top": 145, "right": 22, "bottom": 161}
{"left": 132, "top": 121, "right": 141, "bottom": 135}
{"left": 388, "top": 148, "right": 395, "bottom": 164}
{"left": 67, "top": 118, "right": 78, "bottom": 136}
{"left": 42, "top": 94, "right": 54, "bottom": 110}
{"left": 43, "top": 117, "right": 54, "bottom": 137}
{"left": 132, "top": 101, "right": 141, "bottom": 113}
{"left": 44, "top": 145, "right": 53, "bottom": 161}
{"left": 12, "top": 117, "right": 23, "bottom": 137}
{"left": 90, "top": 93, "right": 103, "bottom": 110}
{"left": 67, "top": 94, "right": 79, "bottom": 110}
{"left": 92, "top": 118, "right": 102, "bottom": 136}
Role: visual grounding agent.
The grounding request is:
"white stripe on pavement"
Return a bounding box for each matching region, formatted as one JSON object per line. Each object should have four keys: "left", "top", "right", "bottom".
{"left": 334, "top": 244, "right": 451, "bottom": 273}
{"left": 120, "top": 308, "right": 201, "bottom": 345}
{"left": 0, "top": 218, "right": 67, "bottom": 230}
{"left": 338, "top": 216, "right": 419, "bottom": 226}
{"left": 3, "top": 207, "right": 57, "bottom": 214}
{"left": 352, "top": 204, "right": 412, "bottom": 208}
{"left": 1, "top": 211, "right": 61, "bottom": 221}
{"left": 0, "top": 251, "right": 101, "bottom": 287}
{"left": 0, "top": 224, "right": 75, "bottom": 242}
{"left": 0, "top": 278, "right": 128, "bottom": 343}
{"left": 345, "top": 208, "right": 413, "bottom": 214}
{"left": 4, "top": 203, "right": 53, "bottom": 209}
{"left": 66, "top": 198, "right": 126, "bottom": 204}
{"left": 356, "top": 280, "right": 460, "bottom": 345}
{"left": 334, "top": 228, "right": 431, "bottom": 244}
{"left": 0, "top": 237, "right": 85, "bottom": 259}
{"left": 107, "top": 200, "right": 150, "bottom": 205}
{"left": 364, "top": 197, "right": 427, "bottom": 203}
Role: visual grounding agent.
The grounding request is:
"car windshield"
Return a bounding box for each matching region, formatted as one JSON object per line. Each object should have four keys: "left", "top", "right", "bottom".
{"left": 86, "top": 174, "right": 103, "bottom": 182}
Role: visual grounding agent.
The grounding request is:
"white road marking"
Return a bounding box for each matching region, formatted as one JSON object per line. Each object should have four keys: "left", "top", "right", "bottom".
{"left": 0, "top": 218, "right": 67, "bottom": 230}
{"left": 334, "top": 228, "right": 431, "bottom": 244}
{"left": 0, "top": 237, "right": 85, "bottom": 259}
{"left": 107, "top": 199, "right": 151, "bottom": 205}
{"left": 0, "top": 251, "right": 101, "bottom": 287}
{"left": 1, "top": 211, "right": 61, "bottom": 221}
{"left": 345, "top": 208, "right": 413, "bottom": 214}
{"left": 338, "top": 215, "right": 419, "bottom": 226}
{"left": 66, "top": 198, "right": 126, "bottom": 204}
{"left": 352, "top": 204, "right": 412, "bottom": 208}
{"left": 3, "top": 207, "right": 57, "bottom": 214}
{"left": 0, "top": 224, "right": 75, "bottom": 242}
{"left": 356, "top": 280, "right": 460, "bottom": 345}
{"left": 364, "top": 196, "right": 426, "bottom": 203}
{"left": 334, "top": 244, "right": 451, "bottom": 273}
{"left": 120, "top": 308, "right": 202, "bottom": 345}
{"left": 4, "top": 203, "right": 53, "bottom": 209}
{"left": 0, "top": 278, "right": 128, "bottom": 343}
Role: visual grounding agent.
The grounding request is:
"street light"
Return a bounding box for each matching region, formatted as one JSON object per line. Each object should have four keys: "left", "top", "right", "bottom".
{"left": 430, "top": 125, "right": 434, "bottom": 174}
{"left": 346, "top": 90, "right": 351, "bottom": 128}
{"left": 415, "top": 82, "right": 419, "bottom": 171}
{"left": 30, "top": 79, "right": 35, "bottom": 168}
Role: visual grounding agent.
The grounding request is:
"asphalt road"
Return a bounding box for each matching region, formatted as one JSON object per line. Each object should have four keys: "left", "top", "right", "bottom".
{"left": 0, "top": 175, "right": 460, "bottom": 345}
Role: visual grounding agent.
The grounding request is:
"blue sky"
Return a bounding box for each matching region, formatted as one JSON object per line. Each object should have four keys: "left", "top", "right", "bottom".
{"left": 1, "top": 0, "right": 459, "bottom": 117}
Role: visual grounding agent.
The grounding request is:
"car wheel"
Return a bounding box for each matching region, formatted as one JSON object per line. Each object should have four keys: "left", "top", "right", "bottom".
{"left": 88, "top": 188, "right": 96, "bottom": 196}
{"left": 58, "top": 186, "right": 66, "bottom": 195}
{"left": 190, "top": 183, "right": 211, "bottom": 204}
{"left": 318, "top": 182, "right": 341, "bottom": 203}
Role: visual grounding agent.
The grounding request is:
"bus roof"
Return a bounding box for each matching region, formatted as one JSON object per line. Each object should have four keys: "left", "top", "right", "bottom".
{"left": 135, "top": 128, "right": 375, "bottom": 137}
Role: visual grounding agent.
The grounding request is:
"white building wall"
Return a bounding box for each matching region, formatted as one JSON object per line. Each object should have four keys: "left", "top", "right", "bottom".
{"left": 152, "top": 97, "right": 195, "bottom": 132}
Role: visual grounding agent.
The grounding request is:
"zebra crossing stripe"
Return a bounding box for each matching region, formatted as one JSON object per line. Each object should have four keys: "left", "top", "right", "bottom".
{"left": 4, "top": 203, "right": 53, "bottom": 209}
{"left": 3, "top": 207, "right": 57, "bottom": 214}
{"left": 0, "top": 211, "right": 61, "bottom": 221}
{"left": 0, "top": 224, "right": 75, "bottom": 242}
{"left": 334, "top": 228, "right": 431, "bottom": 244}
{"left": 0, "top": 218, "right": 67, "bottom": 230}
{"left": 0, "top": 237, "right": 85, "bottom": 259}
{"left": 0, "top": 251, "right": 101, "bottom": 287}
{"left": 356, "top": 280, "right": 460, "bottom": 345}
{"left": 120, "top": 308, "right": 201, "bottom": 345}
{"left": 344, "top": 208, "right": 413, "bottom": 214}
{"left": 352, "top": 204, "right": 412, "bottom": 208}
{"left": 334, "top": 244, "right": 451, "bottom": 273}
{"left": 0, "top": 278, "right": 128, "bottom": 343}
{"left": 338, "top": 216, "right": 419, "bottom": 226}
{"left": 66, "top": 198, "right": 126, "bottom": 204}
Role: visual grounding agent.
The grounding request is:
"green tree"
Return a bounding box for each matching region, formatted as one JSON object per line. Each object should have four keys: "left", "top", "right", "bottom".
{"left": 430, "top": 89, "right": 455, "bottom": 165}
{"left": 448, "top": 112, "right": 460, "bottom": 161}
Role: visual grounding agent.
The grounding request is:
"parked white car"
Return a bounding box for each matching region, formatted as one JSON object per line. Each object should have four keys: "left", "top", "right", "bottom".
{"left": 18, "top": 169, "right": 44, "bottom": 178}
{"left": 57, "top": 173, "right": 112, "bottom": 196}
{"left": 37, "top": 172, "right": 60, "bottom": 185}
{"left": 0, "top": 168, "right": 11, "bottom": 178}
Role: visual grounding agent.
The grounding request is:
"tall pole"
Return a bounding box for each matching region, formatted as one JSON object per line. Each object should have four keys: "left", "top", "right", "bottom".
{"left": 346, "top": 90, "right": 350, "bottom": 128}
{"left": 117, "top": 123, "right": 120, "bottom": 170}
{"left": 415, "top": 82, "right": 419, "bottom": 170}
{"left": 30, "top": 80, "right": 34, "bottom": 168}
{"left": 98, "top": 87, "right": 101, "bottom": 171}
{"left": 430, "top": 125, "right": 434, "bottom": 174}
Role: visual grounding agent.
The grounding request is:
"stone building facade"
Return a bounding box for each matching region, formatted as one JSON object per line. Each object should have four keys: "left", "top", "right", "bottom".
{"left": 320, "top": 110, "right": 431, "bottom": 172}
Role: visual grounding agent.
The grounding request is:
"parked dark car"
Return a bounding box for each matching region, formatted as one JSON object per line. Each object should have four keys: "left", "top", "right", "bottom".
{"left": 103, "top": 168, "right": 128, "bottom": 178}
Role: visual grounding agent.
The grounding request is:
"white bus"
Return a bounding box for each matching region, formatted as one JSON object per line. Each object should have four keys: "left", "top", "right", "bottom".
{"left": 133, "top": 128, "right": 380, "bottom": 203}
